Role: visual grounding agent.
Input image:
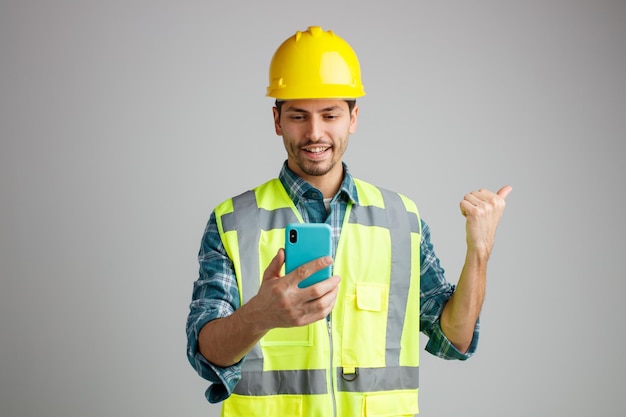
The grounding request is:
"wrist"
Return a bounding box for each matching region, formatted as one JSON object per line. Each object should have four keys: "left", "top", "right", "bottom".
{"left": 465, "top": 247, "right": 490, "bottom": 266}
{"left": 237, "top": 298, "right": 271, "bottom": 337}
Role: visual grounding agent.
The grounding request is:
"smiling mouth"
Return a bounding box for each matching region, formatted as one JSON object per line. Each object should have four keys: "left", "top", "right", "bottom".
{"left": 303, "top": 145, "right": 331, "bottom": 154}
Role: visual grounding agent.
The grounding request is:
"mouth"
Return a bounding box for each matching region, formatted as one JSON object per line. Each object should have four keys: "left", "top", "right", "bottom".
{"left": 302, "top": 145, "right": 331, "bottom": 155}
{"left": 300, "top": 143, "right": 332, "bottom": 159}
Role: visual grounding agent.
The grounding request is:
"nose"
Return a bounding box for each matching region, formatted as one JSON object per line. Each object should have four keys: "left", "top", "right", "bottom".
{"left": 305, "top": 116, "right": 324, "bottom": 142}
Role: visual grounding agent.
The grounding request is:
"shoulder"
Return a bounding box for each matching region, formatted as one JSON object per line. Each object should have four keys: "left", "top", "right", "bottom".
{"left": 353, "top": 177, "right": 419, "bottom": 211}
{"left": 213, "top": 178, "right": 281, "bottom": 213}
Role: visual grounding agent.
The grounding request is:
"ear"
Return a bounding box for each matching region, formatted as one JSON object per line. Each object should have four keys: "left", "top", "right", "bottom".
{"left": 349, "top": 104, "right": 359, "bottom": 134}
{"left": 273, "top": 107, "right": 282, "bottom": 136}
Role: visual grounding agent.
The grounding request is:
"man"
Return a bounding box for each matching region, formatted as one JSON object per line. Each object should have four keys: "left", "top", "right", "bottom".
{"left": 187, "top": 26, "right": 511, "bottom": 416}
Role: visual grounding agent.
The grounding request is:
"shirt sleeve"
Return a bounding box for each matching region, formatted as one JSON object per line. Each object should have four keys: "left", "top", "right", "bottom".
{"left": 186, "top": 212, "right": 243, "bottom": 403}
{"left": 419, "top": 219, "right": 479, "bottom": 360}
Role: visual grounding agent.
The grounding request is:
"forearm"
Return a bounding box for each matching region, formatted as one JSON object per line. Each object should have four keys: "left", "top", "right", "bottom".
{"left": 440, "top": 249, "right": 488, "bottom": 353}
{"left": 198, "top": 300, "right": 269, "bottom": 368}
{"left": 439, "top": 185, "right": 511, "bottom": 353}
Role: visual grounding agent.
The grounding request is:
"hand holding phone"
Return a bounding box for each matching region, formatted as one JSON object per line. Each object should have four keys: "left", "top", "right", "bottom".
{"left": 285, "top": 223, "right": 332, "bottom": 288}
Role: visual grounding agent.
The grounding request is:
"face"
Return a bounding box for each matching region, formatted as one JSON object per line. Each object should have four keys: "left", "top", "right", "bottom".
{"left": 273, "top": 99, "right": 358, "bottom": 183}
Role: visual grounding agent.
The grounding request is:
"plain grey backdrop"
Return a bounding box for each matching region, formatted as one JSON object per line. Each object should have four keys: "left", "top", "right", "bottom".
{"left": 1, "top": 1, "right": 624, "bottom": 416}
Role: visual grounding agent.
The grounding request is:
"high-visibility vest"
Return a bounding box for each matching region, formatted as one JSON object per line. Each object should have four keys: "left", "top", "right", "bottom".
{"left": 214, "top": 177, "right": 422, "bottom": 417}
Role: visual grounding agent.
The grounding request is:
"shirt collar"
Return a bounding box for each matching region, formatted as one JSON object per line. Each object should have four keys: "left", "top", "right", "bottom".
{"left": 278, "top": 161, "right": 359, "bottom": 206}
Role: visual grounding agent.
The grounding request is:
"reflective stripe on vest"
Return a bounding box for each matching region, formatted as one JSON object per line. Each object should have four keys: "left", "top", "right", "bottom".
{"left": 216, "top": 178, "right": 421, "bottom": 400}
{"left": 348, "top": 188, "right": 420, "bottom": 369}
{"left": 233, "top": 366, "right": 420, "bottom": 396}
{"left": 220, "top": 189, "right": 299, "bottom": 306}
{"left": 220, "top": 187, "right": 300, "bottom": 371}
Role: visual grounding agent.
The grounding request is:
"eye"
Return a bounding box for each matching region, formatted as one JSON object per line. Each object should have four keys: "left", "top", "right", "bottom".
{"left": 288, "top": 114, "right": 306, "bottom": 121}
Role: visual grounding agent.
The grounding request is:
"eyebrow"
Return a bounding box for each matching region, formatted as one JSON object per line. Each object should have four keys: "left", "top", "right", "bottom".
{"left": 283, "top": 105, "right": 345, "bottom": 113}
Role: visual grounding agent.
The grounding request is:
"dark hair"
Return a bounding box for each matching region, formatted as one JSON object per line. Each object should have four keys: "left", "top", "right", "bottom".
{"left": 274, "top": 99, "right": 357, "bottom": 119}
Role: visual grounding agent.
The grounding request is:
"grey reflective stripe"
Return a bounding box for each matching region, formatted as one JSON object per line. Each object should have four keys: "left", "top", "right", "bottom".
{"left": 336, "top": 366, "right": 419, "bottom": 392}
{"left": 222, "top": 191, "right": 261, "bottom": 307}
{"left": 348, "top": 196, "right": 420, "bottom": 233}
{"left": 260, "top": 207, "right": 300, "bottom": 230}
{"left": 348, "top": 189, "right": 419, "bottom": 368}
{"left": 221, "top": 191, "right": 299, "bottom": 306}
{"left": 224, "top": 205, "right": 302, "bottom": 233}
{"left": 348, "top": 203, "right": 388, "bottom": 228}
{"left": 408, "top": 208, "right": 421, "bottom": 234}
{"left": 221, "top": 189, "right": 299, "bottom": 367}
{"left": 381, "top": 189, "right": 413, "bottom": 367}
{"left": 234, "top": 369, "right": 328, "bottom": 396}
{"left": 223, "top": 191, "right": 264, "bottom": 364}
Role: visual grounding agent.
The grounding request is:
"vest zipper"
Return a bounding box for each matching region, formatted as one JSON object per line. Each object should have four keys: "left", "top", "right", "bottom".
{"left": 327, "top": 316, "right": 337, "bottom": 417}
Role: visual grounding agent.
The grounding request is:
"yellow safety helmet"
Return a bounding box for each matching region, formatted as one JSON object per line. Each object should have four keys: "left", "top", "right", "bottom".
{"left": 266, "top": 26, "right": 366, "bottom": 100}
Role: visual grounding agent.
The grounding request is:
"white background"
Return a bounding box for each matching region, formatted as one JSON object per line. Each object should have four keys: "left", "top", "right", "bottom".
{"left": 1, "top": 1, "right": 625, "bottom": 416}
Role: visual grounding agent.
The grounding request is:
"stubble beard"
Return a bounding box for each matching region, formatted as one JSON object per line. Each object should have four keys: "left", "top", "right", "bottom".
{"left": 298, "top": 158, "right": 337, "bottom": 177}
{"left": 287, "top": 139, "right": 338, "bottom": 177}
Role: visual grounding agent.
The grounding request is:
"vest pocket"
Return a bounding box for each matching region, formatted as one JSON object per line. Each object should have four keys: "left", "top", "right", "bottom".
{"left": 342, "top": 282, "right": 388, "bottom": 368}
{"left": 363, "top": 390, "right": 419, "bottom": 416}
{"left": 260, "top": 325, "right": 313, "bottom": 347}
{"left": 223, "top": 394, "right": 303, "bottom": 416}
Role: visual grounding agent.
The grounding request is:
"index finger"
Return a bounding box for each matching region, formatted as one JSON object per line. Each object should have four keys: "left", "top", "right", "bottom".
{"left": 287, "top": 256, "right": 333, "bottom": 289}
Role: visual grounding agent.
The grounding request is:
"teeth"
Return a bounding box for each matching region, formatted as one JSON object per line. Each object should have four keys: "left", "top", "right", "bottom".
{"left": 306, "top": 147, "right": 327, "bottom": 153}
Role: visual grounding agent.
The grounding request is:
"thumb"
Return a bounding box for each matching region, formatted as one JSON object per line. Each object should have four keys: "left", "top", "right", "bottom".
{"left": 263, "top": 248, "right": 285, "bottom": 281}
{"left": 497, "top": 185, "right": 513, "bottom": 200}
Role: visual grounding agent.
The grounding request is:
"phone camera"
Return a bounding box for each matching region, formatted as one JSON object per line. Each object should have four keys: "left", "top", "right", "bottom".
{"left": 289, "top": 229, "right": 297, "bottom": 243}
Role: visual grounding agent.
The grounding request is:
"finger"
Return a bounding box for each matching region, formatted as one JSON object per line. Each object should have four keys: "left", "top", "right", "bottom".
{"left": 308, "top": 274, "right": 341, "bottom": 297}
{"left": 459, "top": 199, "right": 475, "bottom": 217}
{"left": 304, "top": 276, "right": 341, "bottom": 313}
{"left": 290, "top": 256, "right": 333, "bottom": 286}
{"left": 460, "top": 191, "right": 494, "bottom": 216}
{"left": 262, "top": 248, "right": 285, "bottom": 281}
{"left": 464, "top": 192, "right": 483, "bottom": 206}
{"left": 459, "top": 191, "right": 484, "bottom": 216}
{"left": 497, "top": 185, "right": 513, "bottom": 200}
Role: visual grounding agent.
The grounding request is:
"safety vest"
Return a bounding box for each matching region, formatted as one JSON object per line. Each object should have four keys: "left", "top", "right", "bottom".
{"left": 214, "top": 178, "right": 422, "bottom": 417}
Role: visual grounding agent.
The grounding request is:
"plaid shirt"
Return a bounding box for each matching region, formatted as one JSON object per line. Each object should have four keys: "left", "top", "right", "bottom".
{"left": 186, "top": 162, "right": 479, "bottom": 403}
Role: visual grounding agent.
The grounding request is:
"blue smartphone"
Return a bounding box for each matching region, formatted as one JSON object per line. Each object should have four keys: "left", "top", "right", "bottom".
{"left": 285, "top": 223, "right": 332, "bottom": 288}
